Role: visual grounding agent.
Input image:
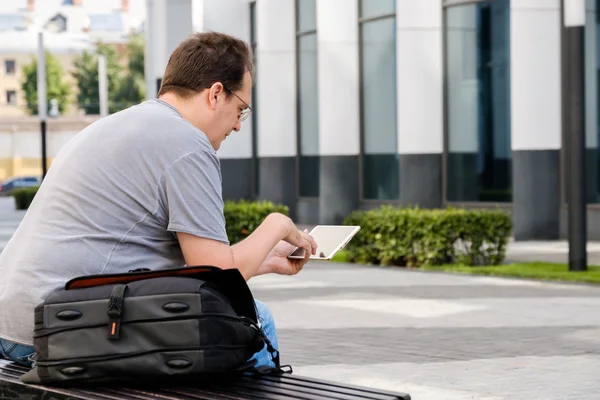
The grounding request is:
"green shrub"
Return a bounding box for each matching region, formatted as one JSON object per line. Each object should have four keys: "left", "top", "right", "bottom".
{"left": 11, "top": 187, "right": 39, "bottom": 210}
{"left": 224, "top": 200, "right": 289, "bottom": 244}
{"left": 342, "top": 206, "right": 513, "bottom": 267}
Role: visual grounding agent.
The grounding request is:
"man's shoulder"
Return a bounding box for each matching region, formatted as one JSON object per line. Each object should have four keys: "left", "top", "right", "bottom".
{"left": 88, "top": 99, "right": 215, "bottom": 160}
{"left": 134, "top": 99, "right": 215, "bottom": 153}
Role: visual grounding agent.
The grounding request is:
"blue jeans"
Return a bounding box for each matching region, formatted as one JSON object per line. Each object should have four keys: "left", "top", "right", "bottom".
{"left": 0, "top": 299, "right": 279, "bottom": 370}
{"left": 0, "top": 337, "right": 36, "bottom": 367}
{"left": 249, "top": 299, "right": 280, "bottom": 369}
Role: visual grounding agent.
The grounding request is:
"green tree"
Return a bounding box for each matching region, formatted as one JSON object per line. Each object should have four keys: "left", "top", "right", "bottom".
{"left": 114, "top": 34, "right": 146, "bottom": 111}
{"left": 71, "top": 42, "right": 121, "bottom": 114}
{"left": 21, "top": 51, "right": 72, "bottom": 115}
{"left": 126, "top": 34, "right": 144, "bottom": 77}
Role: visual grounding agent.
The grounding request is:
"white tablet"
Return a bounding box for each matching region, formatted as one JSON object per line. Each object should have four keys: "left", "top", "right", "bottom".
{"left": 287, "top": 225, "right": 361, "bottom": 260}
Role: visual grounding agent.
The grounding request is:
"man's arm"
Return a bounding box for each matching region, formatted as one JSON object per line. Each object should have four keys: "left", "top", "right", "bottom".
{"left": 177, "top": 213, "right": 316, "bottom": 280}
{"left": 162, "top": 149, "right": 315, "bottom": 279}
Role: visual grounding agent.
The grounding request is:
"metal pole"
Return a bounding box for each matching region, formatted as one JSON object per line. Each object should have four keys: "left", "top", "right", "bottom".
{"left": 145, "top": 0, "right": 155, "bottom": 99}
{"left": 564, "top": 0, "right": 587, "bottom": 271}
{"left": 98, "top": 54, "right": 108, "bottom": 117}
{"left": 37, "top": 31, "right": 47, "bottom": 180}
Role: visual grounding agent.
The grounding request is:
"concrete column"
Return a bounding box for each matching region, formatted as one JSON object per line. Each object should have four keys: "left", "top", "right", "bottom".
{"left": 510, "top": 0, "right": 562, "bottom": 239}
{"left": 396, "top": 0, "right": 443, "bottom": 208}
{"left": 144, "top": 0, "right": 193, "bottom": 99}
{"left": 316, "top": 0, "right": 360, "bottom": 224}
{"left": 201, "top": 0, "right": 254, "bottom": 201}
{"left": 256, "top": 0, "right": 297, "bottom": 217}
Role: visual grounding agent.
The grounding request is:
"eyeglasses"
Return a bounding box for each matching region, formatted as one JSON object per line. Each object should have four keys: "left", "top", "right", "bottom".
{"left": 204, "top": 84, "right": 253, "bottom": 122}
{"left": 224, "top": 87, "right": 252, "bottom": 122}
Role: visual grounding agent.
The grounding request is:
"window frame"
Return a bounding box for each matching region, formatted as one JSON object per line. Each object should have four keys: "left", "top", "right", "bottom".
{"left": 5, "top": 60, "right": 16, "bottom": 75}
{"left": 357, "top": 1, "right": 399, "bottom": 203}
{"left": 441, "top": 0, "right": 513, "bottom": 207}
{"left": 295, "top": 0, "right": 319, "bottom": 200}
{"left": 442, "top": 0, "right": 487, "bottom": 7}
{"left": 6, "top": 90, "right": 17, "bottom": 106}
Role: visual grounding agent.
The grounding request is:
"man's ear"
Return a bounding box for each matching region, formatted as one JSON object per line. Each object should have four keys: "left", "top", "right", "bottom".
{"left": 208, "top": 82, "right": 224, "bottom": 108}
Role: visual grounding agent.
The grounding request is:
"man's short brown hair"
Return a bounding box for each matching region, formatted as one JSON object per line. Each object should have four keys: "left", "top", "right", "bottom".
{"left": 158, "top": 31, "right": 254, "bottom": 99}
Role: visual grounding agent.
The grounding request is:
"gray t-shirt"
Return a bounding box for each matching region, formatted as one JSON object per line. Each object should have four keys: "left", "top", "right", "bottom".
{"left": 0, "top": 99, "right": 229, "bottom": 345}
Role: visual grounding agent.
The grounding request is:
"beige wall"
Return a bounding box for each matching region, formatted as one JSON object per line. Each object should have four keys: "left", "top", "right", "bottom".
{"left": 0, "top": 52, "right": 84, "bottom": 118}
{"left": 0, "top": 116, "right": 99, "bottom": 181}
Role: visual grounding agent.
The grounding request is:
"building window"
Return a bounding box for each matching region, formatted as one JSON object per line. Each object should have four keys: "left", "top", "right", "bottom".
{"left": 296, "top": 0, "right": 319, "bottom": 197}
{"left": 444, "top": 0, "right": 511, "bottom": 203}
{"left": 250, "top": 0, "right": 259, "bottom": 199}
{"left": 47, "top": 14, "right": 67, "bottom": 33}
{"left": 583, "top": 0, "right": 600, "bottom": 203}
{"left": 5, "top": 60, "right": 15, "bottom": 75}
{"left": 6, "top": 90, "right": 16, "bottom": 105}
{"left": 359, "top": 0, "right": 398, "bottom": 200}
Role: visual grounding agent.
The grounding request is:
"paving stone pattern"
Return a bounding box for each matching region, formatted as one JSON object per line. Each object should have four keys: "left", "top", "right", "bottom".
{"left": 247, "top": 268, "right": 600, "bottom": 399}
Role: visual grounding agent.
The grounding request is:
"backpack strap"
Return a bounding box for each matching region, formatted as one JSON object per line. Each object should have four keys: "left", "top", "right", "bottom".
{"left": 261, "top": 331, "right": 280, "bottom": 368}
{"left": 240, "top": 316, "right": 291, "bottom": 375}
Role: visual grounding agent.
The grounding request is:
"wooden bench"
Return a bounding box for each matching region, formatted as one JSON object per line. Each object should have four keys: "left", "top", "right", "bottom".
{"left": 0, "top": 360, "right": 411, "bottom": 400}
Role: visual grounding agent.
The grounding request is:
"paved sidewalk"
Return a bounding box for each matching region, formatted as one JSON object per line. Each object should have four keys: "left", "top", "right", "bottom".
{"left": 249, "top": 264, "right": 600, "bottom": 399}
{"left": 2, "top": 197, "right": 600, "bottom": 398}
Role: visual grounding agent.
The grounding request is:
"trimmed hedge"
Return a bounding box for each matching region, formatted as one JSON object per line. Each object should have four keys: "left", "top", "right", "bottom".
{"left": 11, "top": 187, "right": 39, "bottom": 210}
{"left": 342, "top": 206, "right": 513, "bottom": 267}
{"left": 224, "top": 200, "right": 289, "bottom": 244}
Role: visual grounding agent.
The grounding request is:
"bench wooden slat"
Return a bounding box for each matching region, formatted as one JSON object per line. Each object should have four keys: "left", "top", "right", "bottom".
{"left": 0, "top": 360, "right": 410, "bottom": 400}
{"left": 103, "top": 387, "right": 200, "bottom": 400}
{"left": 167, "top": 386, "right": 259, "bottom": 400}
{"left": 227, "top": 377, "right": 388, "bottom": 400}
{"left": 176, "top": 382, "right": 293, "bottom": 400}
{"left": 171, "top": 378, "right": 325, "bottom": 400}
{"left": 215, "top": 381, "right": 334, "bottom": 400}
{"left": 255, "top": 374, "right": 401, "bottom": 400}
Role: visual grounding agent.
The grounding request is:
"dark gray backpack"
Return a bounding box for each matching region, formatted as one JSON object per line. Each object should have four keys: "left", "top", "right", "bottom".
{"left": 20, "top": 266, "right": 282, "bottom": 386}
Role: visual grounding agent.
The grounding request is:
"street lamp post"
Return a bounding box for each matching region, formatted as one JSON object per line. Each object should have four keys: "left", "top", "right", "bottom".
{"left": 37, "top": 32, "right": 47, "bottom": 180}
{"left": 98, "top": 55, "right": 108, "bottom": 117}
{"left": 563, "top": 0, "right": 587, "bottom": 271}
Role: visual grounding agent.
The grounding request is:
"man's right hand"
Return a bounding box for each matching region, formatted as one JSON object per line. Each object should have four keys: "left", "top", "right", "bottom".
{"left": 275, "top": 214, "right": 318, "bottom": 257}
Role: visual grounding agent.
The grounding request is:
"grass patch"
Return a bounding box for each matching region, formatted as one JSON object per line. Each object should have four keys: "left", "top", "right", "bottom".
{"left": 421, "top": 262, "right": 600, "bottom": 284}
{"left": 331, "top": 250, "right": 600, "bottom": 284}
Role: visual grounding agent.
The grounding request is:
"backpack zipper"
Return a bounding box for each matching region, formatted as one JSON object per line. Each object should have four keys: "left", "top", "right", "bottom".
{"left": 33, "top": 313, "right": 251, "bottom": 338}
{"left": 35, "top": 343, "right": 255, "bottom": 367}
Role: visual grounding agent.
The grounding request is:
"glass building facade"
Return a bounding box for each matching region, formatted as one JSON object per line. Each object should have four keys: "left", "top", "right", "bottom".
{"left": 145, "top": 0, "right": 600, "bottom": 239}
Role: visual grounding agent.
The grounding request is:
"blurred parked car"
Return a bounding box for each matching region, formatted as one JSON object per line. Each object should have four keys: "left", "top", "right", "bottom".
{"left": 0, "top": 176, "right": 41, "bottom": 197}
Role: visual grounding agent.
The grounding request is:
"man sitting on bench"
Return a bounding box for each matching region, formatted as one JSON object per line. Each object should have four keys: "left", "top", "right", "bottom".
{"left": 0, "top": 32, "right": 317, "bottom": 370}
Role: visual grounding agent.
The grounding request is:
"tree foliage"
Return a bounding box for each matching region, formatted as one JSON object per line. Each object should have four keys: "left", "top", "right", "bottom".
{"left": 71, "top": 42, "right": 121, "bottom": 114}
{"left": 71, "top": 35, "right": 145, "bottom": 115}
{"left": 21, "top": 51, "right": 72, "bottom": 115}
{"left": 114, "top": 34, "right": 146, "bottom": 111}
